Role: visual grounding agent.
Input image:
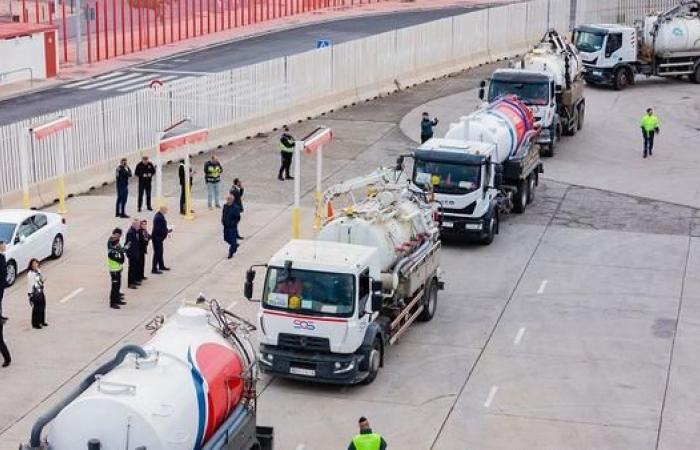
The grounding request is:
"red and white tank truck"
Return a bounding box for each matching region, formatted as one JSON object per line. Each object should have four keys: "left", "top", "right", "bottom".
{"left": 20, "top": 297, "right": 273, "bottom": 450}
{"left": 407, "top": 95, "right": 543, "bottom": 244}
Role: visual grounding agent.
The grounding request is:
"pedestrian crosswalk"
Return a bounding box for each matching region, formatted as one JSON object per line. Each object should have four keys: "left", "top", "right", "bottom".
{"left": 61, "top": 70, "right": 198, "bottom": 93}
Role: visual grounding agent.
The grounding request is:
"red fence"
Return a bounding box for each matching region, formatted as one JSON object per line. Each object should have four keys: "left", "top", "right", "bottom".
{"left": 12, "top": 0, "right": 385, "bottom": 65}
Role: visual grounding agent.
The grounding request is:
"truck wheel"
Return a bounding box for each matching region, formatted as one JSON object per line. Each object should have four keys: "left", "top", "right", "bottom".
{"left": 692, "top": 65, "right": 700, "bottom": 84}
{"left": 362, "top": 339, "right": 382, "bottom": 385}
{"left": 577, "top": 103, "right": 585, "bottom": 131}
{"left": 513, "top": 180, "right": 528, "bottom": 214}
{"left": 613, "top": 68, "right": 631, "bottom": 90}
{"left": 527, "top": 174, "right": 536, "bottom": 204}
{"left": 418, "top": 278, "right": 438, "bottom": 322}
{"left": 481, "top": 212, "right": 498, "bottom": 245}
{"left": 569, "top": 113, "right": 578, "bottom": 136}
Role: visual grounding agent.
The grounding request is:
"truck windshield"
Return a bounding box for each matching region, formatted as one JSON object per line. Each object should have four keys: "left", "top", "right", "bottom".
{"left": 413, "top": 160, "right": 481, "bottom": 195}
{"left": 489, "top": 81, "right": 549, "bottom": 106}
{"left": 263, "top": 267, "right": 355, "bottom": 317}
{"left": 574, "top": 31, "right": 605, "bottom": 53}
{"left": 0, "top": 222, "right": 15, "bottom": 243}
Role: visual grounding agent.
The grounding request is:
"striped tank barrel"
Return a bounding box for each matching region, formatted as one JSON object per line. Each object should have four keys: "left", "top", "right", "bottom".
{"left": 485, "top": 95, "right": 536, "bottom": 157}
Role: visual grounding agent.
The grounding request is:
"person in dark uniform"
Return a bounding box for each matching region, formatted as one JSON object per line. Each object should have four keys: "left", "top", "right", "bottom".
{"left": 278, "top": 126, "right": 295, "bottom": 181}
{"left": 134, "top": 155, "right": 156, "bottom": 212}
{"left": 27, "top": 259, "right": 47, "bottom": 329}
{"left": 151, "top": 206, "right": 171, "bottom": 274}
{"left": 125, "top": 219, "right": 142, "bottom": 289}
{"left": 221, "top": 194, "right": 241, "bottom": 259}
{"left": 0, "top": 316, "right": 10, "bottom": 367}
{"left": 420, "top": 112, "right": 439, "bottom": 144}
{"left": 138, "top": 219, "right": 150, "bottom": 282}
{"left": 230, "top": 178, "right": 244, "bottom": 239}
{"left": 0, "top": 241, "right": 7, "bottom": 321}
{"left": 178, "top": 158, "right": 194, "bottom": 215}
{"left": 107, "top": 228, "right": 127, "bottom": 309}
{"left": 115, "top": 158, "right": 132, "bottom": 218}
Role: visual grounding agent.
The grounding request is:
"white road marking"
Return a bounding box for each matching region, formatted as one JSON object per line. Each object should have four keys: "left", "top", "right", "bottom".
{"left": 484, "top": 385, "right": 499, "bottom": 408}
{"left": 100, "top": 74, "right": 160, "bottom": 91}
{"left": 78, "top": 72, "right": 144, "bottom": 89}
{"left": 513, "top": 327, "right": 526, "bottom": 345}
{"left": 59, "top": 287, "right": 84, "bottom": 304}
{"left": 227, "top": 300, "right": 238, "bottom": 310}
{"left": 537, "top": 279, "right": 548, "bottom": 294}
{"left": 130, "top": 68, "right": 211, "bottom": 76}
{"left": 115, "top": 75, "right": 178, "bottom": 92}
{"left": 62, "top": 71, "right": 126, "bottom": 88}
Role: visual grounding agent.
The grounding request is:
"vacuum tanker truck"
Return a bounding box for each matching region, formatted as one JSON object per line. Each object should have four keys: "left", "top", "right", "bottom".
{"left": 243, "top": 168, "right": 443, "bottom": 385}
{"left": 21, "top": 298, "right": 273, "bottom": 450}
{"left": 408, "top": 96, "right": 543, "bottom": 244}
{"left": 573, "top": 0, "right": 700, "bottom": 89}
{"left": 482, "top": 29, "right": 585, "bottom": 156}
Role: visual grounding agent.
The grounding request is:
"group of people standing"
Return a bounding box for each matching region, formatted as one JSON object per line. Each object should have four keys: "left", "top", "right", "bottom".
{"left": 115, "top": 156, "right": 157, "bottom": 218}
{"left": 107, "top": 206, "right": 171, "bottom": 309}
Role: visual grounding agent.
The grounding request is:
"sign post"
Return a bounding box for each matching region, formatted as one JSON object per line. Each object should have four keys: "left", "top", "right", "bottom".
{"left": 19, "top": 129, "right": 31, "bottom": 209}
{"left": 30, "top": 116, "right": 72, "bottom": 214}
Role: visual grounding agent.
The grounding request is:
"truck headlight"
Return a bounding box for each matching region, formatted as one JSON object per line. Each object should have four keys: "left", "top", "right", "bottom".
{"left": 592, "top": 71, "right": 602, "bottom": 76}
{"left": 333, "top": 360, "right": 355, "bottom": 374}
{"left": 260, "top": 353, "right": 274, "bottom": 366}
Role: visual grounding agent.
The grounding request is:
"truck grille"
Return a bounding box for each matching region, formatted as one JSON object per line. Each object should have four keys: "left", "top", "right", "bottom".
{"left": 277, "top": 333, "right": 331, "bottom": 353}
{"left": 442, "top": 202, "right": 476, "bottom": 215}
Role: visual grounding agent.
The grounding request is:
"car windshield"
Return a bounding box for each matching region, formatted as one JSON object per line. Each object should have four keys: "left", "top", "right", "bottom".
{"left": 413, "top": 160, "right": 481, "bottom": 195}
{"left": 263, "top": 267, "right": 355, "bottom": 317}
{"left": 0, "top": 222, "right": 16, "bottom": 243}
{"left": 575, "top": 31, "right": 605, "bottom": 53}
{"left": 489, "top": 80, "right": 549, "bottom": 106}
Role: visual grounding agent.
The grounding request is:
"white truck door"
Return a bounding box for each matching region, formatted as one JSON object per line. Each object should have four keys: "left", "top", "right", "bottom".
{"left": 603, "top": 32, "right": 625, "bottom": 67}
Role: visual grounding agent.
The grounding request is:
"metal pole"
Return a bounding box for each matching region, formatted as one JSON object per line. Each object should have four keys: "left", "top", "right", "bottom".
{"left": 95, "top": 3, "right": 100, "bottom": 61}
{"left": 75, "top": 0, "right": 82, "bottom": 64}
{"left": 546, "top": 0, "right": 551, "bottom": 31}
{"left": 314, "top": 144, "right": 322, "bottom": 231}
{"left": 62, "top": 1, "right": 68, "bottom": 62}
{"left": 291, "top": 140, "right": 302, "bottom": 239}
{"left": 184, "top": 147, "right": 194, "bottom": 220}
{"left": 155, "top": 134, "right": 164, "bottom": 207}
{"left": 19, "top": 129, "right": 31, "bottom": 209}
{"left": 56, "top": 131, "right": 68, "bottom": 214}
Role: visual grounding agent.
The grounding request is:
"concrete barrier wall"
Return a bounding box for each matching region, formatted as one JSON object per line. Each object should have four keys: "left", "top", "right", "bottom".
{"left": 9, "top": 0, "right": 653, "bottom": 209}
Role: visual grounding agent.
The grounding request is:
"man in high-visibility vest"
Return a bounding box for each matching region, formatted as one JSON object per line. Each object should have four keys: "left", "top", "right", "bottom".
{"left": 640, "top": 107, "right": 660, "bottom": 158}
{"left": 278, "top": 126, "right": 296, "bottom": 181}
{"left": 348, "top": 417, "right": 387, "bottom": 450}
{"left": 107, "top": 228, "right": 127, "bottom": 310}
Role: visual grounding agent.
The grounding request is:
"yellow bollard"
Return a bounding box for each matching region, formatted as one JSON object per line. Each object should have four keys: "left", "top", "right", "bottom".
{"left": 291, "top": 207, "right": 301, "bottom": 239}
{"left": 184, "top": 182, "right": 194, "bottom": 220}
{"left": 56, "top": 176, "right": 67, "bottom": 214}
{"left": 22, "top": 191, "right": 31, "bottom": 210}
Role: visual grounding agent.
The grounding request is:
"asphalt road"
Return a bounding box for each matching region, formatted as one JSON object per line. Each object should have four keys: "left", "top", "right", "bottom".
{"left": 0, "top": 5, "right": 483, "bottom": 126}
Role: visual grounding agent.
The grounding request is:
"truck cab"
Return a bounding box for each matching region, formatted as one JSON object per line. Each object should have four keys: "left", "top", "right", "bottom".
{"left": 486, "top": 69, "right": 558, "bottom": 152}
{"left": 253, "top": 240, "right": 384, "bottom": 384}
{"left": 412, "top": 139, "right": 501, "bottom": 244}
{"left": 573, "top": 24, "right": 638, "bottom": 88}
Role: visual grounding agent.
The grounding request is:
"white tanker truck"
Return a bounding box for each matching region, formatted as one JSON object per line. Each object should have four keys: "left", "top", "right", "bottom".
{"left": 482, "top": 29, "right": 585, "bottom": 156}
{"left": 574, "top": 0, "right": 700, "bottom": 89}
{"left": 243, "top": 168, "right": 443, "bottom": 385}
{"left": 21, "top": 298, "right": 273, "bottom": 450}
{"left": 408, "top": 96, "right": 543, "bottom": 244}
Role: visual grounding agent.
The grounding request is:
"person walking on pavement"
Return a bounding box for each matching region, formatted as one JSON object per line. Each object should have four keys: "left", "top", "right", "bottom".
{"left": 0, "top": 316, "right": 10, "bottom": 367}
{"left": 138, "top": 219, "right": 150, "bottom": 282}
{"left": 348, "top": 417, "right": 387, "bottom": 450}
{"left": 640, "top": 107, "right": 660, "bottom": 158}
{"left": 221, "top": 194, "right": 241, "bottom": 259}
{"left": 108, "top": 228, "right": 127, "bottom": 309}
{"left": 278, "top": 126, "right": 296, "bottom": 181}
{"left": 151, "top": 206, "right": 171, "bottom": 274}
{"left": 125, "top": 219, "right": 142, "bottom": 289}
{"left": 0, "top": 241, "right": 7, "bottom": 321}
{"left": 230, "top": 178, "right": 244, "bottom": 239}
{"left": 179, "top": 158, "right": 194, "bottom": 215}
{"left": 420, "top": 112, "right": 439, "bottom": 144}
{"left": 204, "top": 154, "right": 224, "bottom": 209}
{"left": 115, "top": 158, "right": 132, "bottom": 218}
{"left": 27, "top": 259, "right": 47, "bottom": 329}
{"left": 135, "top": 155, "right": 156, "bottom": 212}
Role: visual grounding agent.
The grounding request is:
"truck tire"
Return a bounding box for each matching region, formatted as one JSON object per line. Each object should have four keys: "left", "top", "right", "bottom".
{"left": 577, "top": 102, "right": 585, "bottom": 131}
{"left": 613, "top": 68, "right": 632, "bottom": 90}
{"left": 513, "top": 179, "right": 528, "bottom": 214}
{"left": 418, "top": 278, "right": 438, "bottom": 322}
{"left": 527, "top": 174, "right": 536, "bottom": 204}
{"left": 481, "top": 212, "right": 498, "bottom": 245}
{"left": 362, "top": 339, "right": 382, "bottom": 385}
{"left": 692, "top": 64, "right": 700, "bottom": 84}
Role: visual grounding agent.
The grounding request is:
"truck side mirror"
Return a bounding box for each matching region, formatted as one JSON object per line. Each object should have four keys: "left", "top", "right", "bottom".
{"left": 244, "top": 268, "right": 256, "bottom": 301}
{"left": 494, "top": 165, "right": 504, "bottom": 189}
{"left": 371, "top": 293, "right": 383, "bottom": 312}
{"left": 478, "top": 80, "right": 486, "bottom": 101}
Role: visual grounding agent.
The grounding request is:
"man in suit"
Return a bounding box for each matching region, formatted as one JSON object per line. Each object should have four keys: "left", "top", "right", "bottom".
{"left": 0, "top": 241, "right": 7, "bottom": 321}
{"left": 125, "top": 219, "right": 142, "bottom": 289}
{"left": 135, "top": 155, "right": 156, "bottom": 212}
{"left": 115, "top": 158, "right": 132, "bottom": 218}
{"left": 221, "top": 194, "right": 241, "bottom": 259}
{"left": 229, "top": 178, "right": 244, "bottom": 240}
{"left": 138, "top": 219, "right": 150, "bottom": 282}
{"left": 151, "top": 206, "right": 171, "bottom": 274}
{"left": 0, "top": 316, "right": 10, "bottom": 367}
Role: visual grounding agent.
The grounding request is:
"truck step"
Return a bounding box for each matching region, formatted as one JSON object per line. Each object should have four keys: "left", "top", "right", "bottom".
{"left": 658, "top": 70, "right": 694, "bottom": 76}
{"left": 658, "top": 61, "right": 695, "bottom": 68}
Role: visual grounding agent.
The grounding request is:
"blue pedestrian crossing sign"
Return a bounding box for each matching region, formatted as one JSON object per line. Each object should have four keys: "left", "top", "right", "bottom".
{"left": 316, "top": 39, "right": 332, "bottom": 49}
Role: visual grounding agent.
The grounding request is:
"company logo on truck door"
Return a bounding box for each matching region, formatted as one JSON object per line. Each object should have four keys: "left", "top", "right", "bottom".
{"left": 293, "top": 319, "right": 317, "bottom": 330}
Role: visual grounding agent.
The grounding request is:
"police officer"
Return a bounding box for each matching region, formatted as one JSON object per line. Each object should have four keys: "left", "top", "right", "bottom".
{"left": 348, "top": 417, "right": 387, "bottom": 450}
{"left": 278, "top": 126, "right": 295, "bottom": 181}
{"left": 115, "top": 158, "right": 132, "bottom": 218}
{"left": 640, "top": 107, "right": 660, "bottom": 158}
{"left": 178, "top": 158, "right": 194, "bottom": 215}
{"left": 134, "top": 155, "right": 156, "bottom": 212}
{"left": 107, "top": 228, "right": 127, "bottom": 309}
{"left": 420, "top": 112, "right": 439, "bottom": 144}
{"left": 204, "top": 154, "right": 224, "bottom": 209}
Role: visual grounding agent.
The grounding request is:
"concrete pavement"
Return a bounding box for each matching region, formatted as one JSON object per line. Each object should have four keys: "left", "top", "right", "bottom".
{"left": 1, "top": 62, "right": 700, "bottom": 449}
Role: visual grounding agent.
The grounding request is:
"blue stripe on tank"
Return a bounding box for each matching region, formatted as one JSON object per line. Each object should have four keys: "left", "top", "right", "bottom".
{"left": 188, "top": 348, "right": 207, "bottom": 450}
{"left": 486, "top": 111, "right": 516, "bottom": 156}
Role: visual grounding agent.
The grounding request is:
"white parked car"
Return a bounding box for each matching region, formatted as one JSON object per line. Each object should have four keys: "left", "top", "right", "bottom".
{"left": 0, "top": 210, "right": 66, "bottom": 286}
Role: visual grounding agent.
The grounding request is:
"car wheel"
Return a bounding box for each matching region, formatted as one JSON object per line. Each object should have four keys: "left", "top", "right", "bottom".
{"left": 693, "top": 64, "right": 700, "bottom": 84}
{"left": 362, "top": 339, "right": 382, "bottom": 385}
{"left": 5, "top": 260, "right": 17, "bottom": 287}
{"left": 418, "top": 278, "right": 438, "bottom": 322}
{"left": 51, "top": 234, "right": 64, "bottom": 259}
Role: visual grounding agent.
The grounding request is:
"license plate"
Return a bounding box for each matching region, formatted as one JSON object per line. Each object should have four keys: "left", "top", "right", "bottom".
{"left": 465, "top": 223, "right": 482, "bottom": 230}
{"left": 442, "top": 221, "right": 454, "bottom": 228}
{"left": 290, "top": 367, "right": 316, "bottom": 377}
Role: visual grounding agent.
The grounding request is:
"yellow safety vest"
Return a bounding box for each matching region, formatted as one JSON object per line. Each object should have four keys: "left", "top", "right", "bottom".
{"left": 352, "top": 433, "right": 382, "bottom": 450}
